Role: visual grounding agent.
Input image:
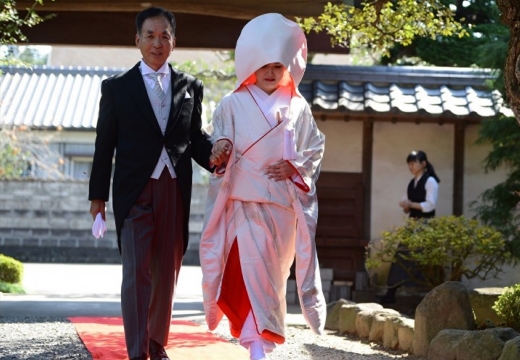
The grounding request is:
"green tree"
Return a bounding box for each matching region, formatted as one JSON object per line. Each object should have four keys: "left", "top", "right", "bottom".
{"left": 0, "top": 0, "right": 54, "bottom": 46}
{"left": 382, "top": 1, "right": 508, "bottom": 68}
{"left": 367, "top": 216, "right": 509, "bottom": 288}
{"left": 0, "top": 127, "right": 68, "bottom": 179}
{"left": 1, "top": 0, "right": 54, "bottom": 66}
{"left": 171, "top": 52, "right": 236, "bottom": 123}
{"left": 298, "top": 0, "right": 468, "bottom": 58}
{"left": 470, "top": 116, "right": 520, "bottom": 260}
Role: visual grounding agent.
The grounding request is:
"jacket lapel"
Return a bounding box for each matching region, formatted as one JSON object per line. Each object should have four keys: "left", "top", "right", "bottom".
{"left": 124, "top": 63, "right": 162, "bottom": 134}
{"left": 166, "top": 65, "right": 188, "bottom": 134}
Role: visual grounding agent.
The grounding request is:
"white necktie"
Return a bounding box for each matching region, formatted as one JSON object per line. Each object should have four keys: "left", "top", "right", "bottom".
{"left": 148, "top": 73, "right": 166, "bottom": 102}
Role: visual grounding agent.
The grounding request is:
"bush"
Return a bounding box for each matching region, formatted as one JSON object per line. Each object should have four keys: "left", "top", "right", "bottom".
{"left": 0, "top": 254, "right": 23, "bottom": 284}
{"left": 366, "top": 215, "right": 509, "bottom": 289}
{"left": 493, "top": 284, "right": 520, "bottom": 330}
{"left": 0, "top": 281, "right": 25, "bottom": 294}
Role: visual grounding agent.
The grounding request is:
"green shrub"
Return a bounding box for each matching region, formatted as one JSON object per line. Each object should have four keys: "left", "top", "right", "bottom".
{"left": 0, "top": 254, "right": 23, "bottom": 284}
{"left": 366, "top": 215, "right": 509, "bottom": 289}
{"left": 493, "top": 284, "right": 520, "bottom": 330}
{"left": 0, "top": 281, "right": 25, "bottom": 294}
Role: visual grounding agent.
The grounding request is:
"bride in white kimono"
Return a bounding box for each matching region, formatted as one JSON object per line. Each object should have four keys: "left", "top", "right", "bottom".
{"left": 200, "top": 13, "right": 326, "bottom": 360}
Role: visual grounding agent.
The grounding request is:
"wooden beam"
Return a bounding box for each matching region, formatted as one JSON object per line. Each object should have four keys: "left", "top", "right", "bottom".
{"left": 20, "top": 11, "right": 349, "bottom": 53}
{"left": 308, "top": 111, "right": 483, "bottom": 125}
{"left": 362, "top": 117, "right": 373, "bottom": 240}
{"left": 453, "top": 122, "right": 465, "bottom": 215}
{"left": 17, "top": 0, "right": 342, "bottom": 19}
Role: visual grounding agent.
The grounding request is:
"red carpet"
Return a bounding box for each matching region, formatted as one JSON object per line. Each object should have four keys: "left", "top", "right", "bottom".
{"left": 69, "top": 317, "right": 248, "bottom": 360}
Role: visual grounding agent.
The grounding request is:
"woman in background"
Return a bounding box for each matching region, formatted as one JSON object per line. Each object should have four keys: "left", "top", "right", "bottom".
{"left": 398, "top": 150, "right": 440, "bottom": 219}
{"left": 379, "top": 150, "right": 440, "bottom": 304}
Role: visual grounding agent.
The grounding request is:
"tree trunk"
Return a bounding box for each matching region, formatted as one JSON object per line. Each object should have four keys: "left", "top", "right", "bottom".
{"left": 497, "top": 0, "right": 520, "bottom": 121}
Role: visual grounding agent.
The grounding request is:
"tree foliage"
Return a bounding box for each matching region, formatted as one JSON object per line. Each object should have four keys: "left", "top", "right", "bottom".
{"left": 493, "top": 283, "right": 520, "bottom": 330}
{"left": 0, "top": 0, "right": 54, "bottom": 45}
{"left": 471, "top": 116, "right": 520, "bottom": 260}
{"left": 0, "top": 127, "right": 68, "bottom": 179}
{"left": 171, "top": 52, "right": 236, "bottom": 122}
{"left": 366, "top": 216, "right": 509, "bottom": 289}
{"left": 383, "top": 0, "right": 508, "bottom": 66}
{"left": 297, "top": 0, "right": 468, "bottom": 57}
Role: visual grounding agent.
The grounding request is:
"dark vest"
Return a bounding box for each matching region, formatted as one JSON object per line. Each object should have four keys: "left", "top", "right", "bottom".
{"left": 407, "top": 173, "right": 435, "bottom": 219}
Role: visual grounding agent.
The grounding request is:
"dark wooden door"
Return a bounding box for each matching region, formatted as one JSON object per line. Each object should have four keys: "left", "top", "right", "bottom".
{"left": 315, "top": 172, "right": 368, "bottom": 283}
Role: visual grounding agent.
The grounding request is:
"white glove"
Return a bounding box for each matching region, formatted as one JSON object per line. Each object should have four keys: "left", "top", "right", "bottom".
{"left": 92, "top": 212, "right": 107, "bottom": 239}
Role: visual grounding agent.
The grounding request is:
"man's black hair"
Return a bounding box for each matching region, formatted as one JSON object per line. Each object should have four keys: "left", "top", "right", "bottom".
{"left": 135, "top": 7, "right": 176, "bottom": 35}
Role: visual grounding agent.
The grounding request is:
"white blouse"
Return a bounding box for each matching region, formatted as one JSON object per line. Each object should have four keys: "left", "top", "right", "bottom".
{"left": 403, "top": 175, "right": 439, "bottom": 213}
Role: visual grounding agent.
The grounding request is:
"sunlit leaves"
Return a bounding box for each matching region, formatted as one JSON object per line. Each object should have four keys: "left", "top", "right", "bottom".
{"left": 366, "top": 215, "right": 509, "bottom": 288}
{"left": 0, "top": 0, "right": 54, "bottom": 45}
{"left": 297, "top": 0, "right": 468, "bottom": 57}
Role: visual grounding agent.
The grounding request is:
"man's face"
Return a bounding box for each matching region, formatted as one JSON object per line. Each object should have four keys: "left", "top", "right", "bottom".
{"left": 135, "top": 16, "right": 175, "bottom": 71}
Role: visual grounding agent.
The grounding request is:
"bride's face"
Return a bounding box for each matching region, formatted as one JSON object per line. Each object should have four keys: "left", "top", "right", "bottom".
{"left": 254, "top": 62, "right": 285, "bottom": 95}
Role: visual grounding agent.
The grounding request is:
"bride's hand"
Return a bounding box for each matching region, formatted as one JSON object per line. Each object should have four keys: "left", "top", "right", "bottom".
{"left": 265, "top": 160, "right": 296, "bottom": 181}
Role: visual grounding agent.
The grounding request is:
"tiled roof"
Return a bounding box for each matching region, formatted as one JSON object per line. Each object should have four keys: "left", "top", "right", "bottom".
{"left": 0, "top": 64, "right": 512, "bottom": 130}
{"left": 0, "top": 65, "right": 122, "bottom": 129}
{"left": 300, "top": 65, "right": 512, "bottom": 119}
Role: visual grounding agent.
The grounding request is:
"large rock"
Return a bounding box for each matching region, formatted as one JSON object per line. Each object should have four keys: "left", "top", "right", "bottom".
{"left": 383, "top": 316, "right": 401, "bottom": 349}
{"left": 468, "top": 287, "right": 505, "bottom": 327}
{"left": 499, "top": 336, "right": 520, "bottom": 360}
{"left": 428, "top": 327, "right": 519, "bottom": 360}
{"left": 398, "top": 318, "right": 415, "bottom": 352}
{"left": 356, "top": 308, "right": 400, "bottom": 338}
{"left": 369, "top": 312, "right": 396, "bottom": 342}
{"left": 338, "top": 303, "right": 383, "bottom": 334}
{"left": 325, "top": 299, "right": 355, "bottom": 331}
{"left": 355, "top": 310, "right": 375, "bottom": 338}
{"left": 428, "top": 329, "right": 469, "bottom": 360}
{"left": 456, "top": 328, "right": 519, "bottom": 360}
{"left": 413, "top": 281, "right": 476, "bottom": 357}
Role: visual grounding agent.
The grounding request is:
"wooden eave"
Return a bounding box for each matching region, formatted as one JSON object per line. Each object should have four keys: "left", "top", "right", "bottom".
{"left": 14, "top": 0, "right": 350, "bottom": 53}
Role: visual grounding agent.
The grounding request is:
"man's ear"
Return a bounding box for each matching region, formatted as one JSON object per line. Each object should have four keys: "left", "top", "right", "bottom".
{"left": 172, "top": 37, "right": 176, "bottom": 51}
{"left": 135, "top": 33, "right": 140, "bottom": 47}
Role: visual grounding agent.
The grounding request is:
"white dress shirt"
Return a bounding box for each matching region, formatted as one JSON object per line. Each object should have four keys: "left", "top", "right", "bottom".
{"left": 140, "top": 60, "right": 177, "bottom": 179}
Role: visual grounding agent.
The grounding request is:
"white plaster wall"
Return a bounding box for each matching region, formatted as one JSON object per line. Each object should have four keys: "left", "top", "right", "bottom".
{"left": 51, "top": 130, "right": 95, "bottom": 144}
{"left": 317, "top": 120, "right": 363, "bottom": 173}
{"left": 463, "top": 124, "right": 508, "bottom": 216}
{"left": 48, "top": 46, "right": 228, "bottom": 69}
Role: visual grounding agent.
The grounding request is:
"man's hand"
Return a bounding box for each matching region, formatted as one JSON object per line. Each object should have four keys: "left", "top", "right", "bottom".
{"left": 265, "top": 160, "right": 297, "bottom": 181}
{"left": 90, "top": 199, "right": 106, "bottom": 221}
{"left": 210, "top": 140, "right": 232, "bottom": 167}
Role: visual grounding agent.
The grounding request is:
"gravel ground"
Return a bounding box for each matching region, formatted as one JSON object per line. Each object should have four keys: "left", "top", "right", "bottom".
{"left": 0, "top": 317, "right": 91, "bottom": 360}
{"left": 207, "top": 318, "right": 424, "bottom": 360}
{"left": 0, "top": 316, "right": 424, "bottom": 360}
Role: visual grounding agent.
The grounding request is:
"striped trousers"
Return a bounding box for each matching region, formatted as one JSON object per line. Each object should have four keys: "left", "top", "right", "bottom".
{"left": 120, "top": 170, "right": 184, "bottom": 358}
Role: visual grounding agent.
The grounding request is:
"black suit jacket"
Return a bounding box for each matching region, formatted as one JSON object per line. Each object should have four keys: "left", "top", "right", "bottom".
{"left": 88, "top": 62, "right": 213, "bottom": 253}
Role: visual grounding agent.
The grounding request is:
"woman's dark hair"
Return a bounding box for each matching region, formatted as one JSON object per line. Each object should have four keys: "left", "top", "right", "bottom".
{"left": 136, "top": 7, "right": 176, "bottom": 35}
{"left": 406, "top": 150, "right": 440, "bottom": 183}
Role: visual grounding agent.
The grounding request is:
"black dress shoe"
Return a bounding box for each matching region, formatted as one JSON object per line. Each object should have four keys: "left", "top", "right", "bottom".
{"left": 149, "top": 339, "right": 169, "bottom": 360}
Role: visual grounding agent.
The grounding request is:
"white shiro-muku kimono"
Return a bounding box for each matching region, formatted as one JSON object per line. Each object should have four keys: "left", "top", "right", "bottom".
{"left": 199, "top": 81, "right": 326, "bottom": 345}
